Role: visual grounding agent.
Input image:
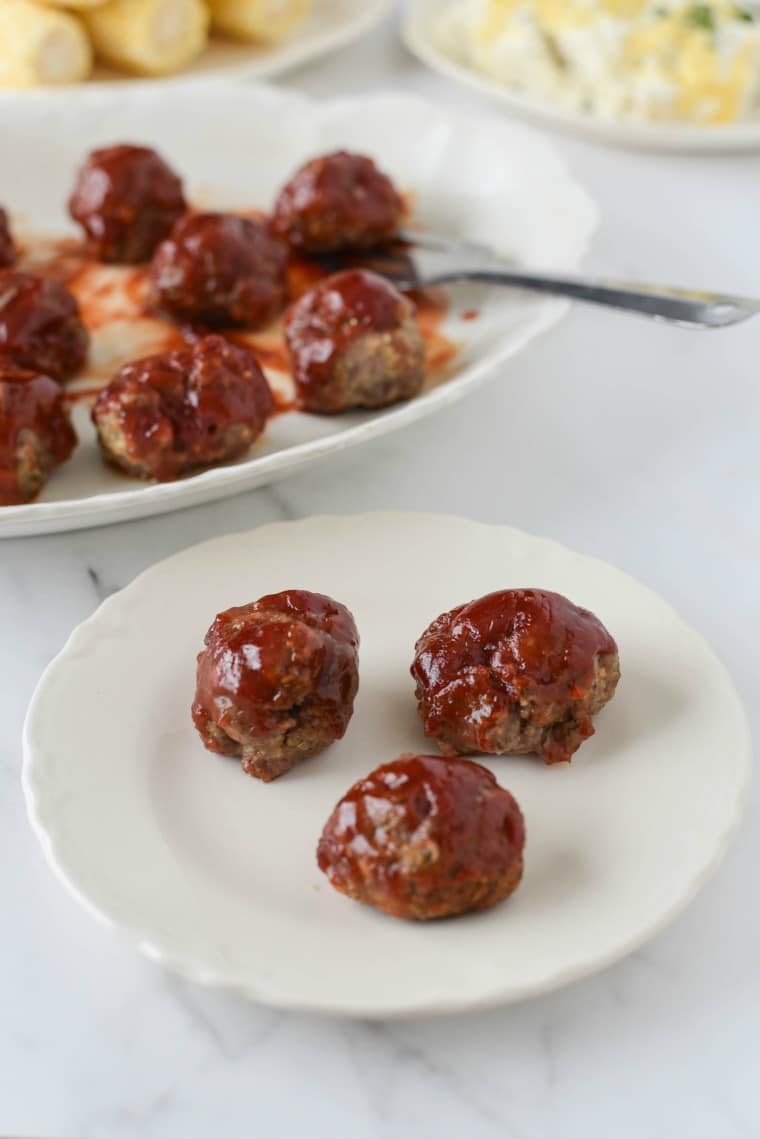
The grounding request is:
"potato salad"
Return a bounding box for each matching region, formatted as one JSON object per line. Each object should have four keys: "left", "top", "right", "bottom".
{"left": 437, "top": 1, "right": 760, "bottom": 124}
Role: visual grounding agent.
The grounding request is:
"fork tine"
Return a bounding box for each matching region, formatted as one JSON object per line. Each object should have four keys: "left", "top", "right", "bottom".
{"left": 307, "top": 243, "right": 421, "bottom": 288}
{"left": 398, "top": 228, "right": 494, "bottom": 261}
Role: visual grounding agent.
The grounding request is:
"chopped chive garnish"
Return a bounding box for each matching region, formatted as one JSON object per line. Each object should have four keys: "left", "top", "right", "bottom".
{"left": 686, "top": 4, "right": 716, "bottom": 29}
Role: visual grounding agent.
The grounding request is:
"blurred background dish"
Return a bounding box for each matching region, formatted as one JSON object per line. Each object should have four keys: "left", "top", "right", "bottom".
{"left": 403, "top": 0, "right": 760, "bottom": 151}
{"left": 0, "top": 82, "right": 596, "bottom": 537}
{"left": 0, "top": 0, "right": 392, "bottom": 88}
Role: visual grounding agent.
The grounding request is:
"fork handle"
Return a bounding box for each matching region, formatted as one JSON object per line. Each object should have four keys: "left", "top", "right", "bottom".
{"left": 437, "top": 269, "right": 760, "bottom": 329}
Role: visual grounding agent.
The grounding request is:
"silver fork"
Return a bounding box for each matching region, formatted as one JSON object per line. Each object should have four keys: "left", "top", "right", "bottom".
{"left": 355, "top": 229, "right": 760, "bottom": 330}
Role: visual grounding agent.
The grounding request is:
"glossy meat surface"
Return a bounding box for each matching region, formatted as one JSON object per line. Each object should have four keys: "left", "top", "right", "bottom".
{"left": 0, "top": 271, "right": 89, "bottom": 381}
{"left": 69, "top": 144, "right": 187, "bottom": 264}
{"left": 92, "top": 334, "right": 273, "bottom": 481}
{"left": 318, "top": 754, "right": 525, "bottom": 920}
{"left": 192, "top": 590, "right": 360, "bottom": 782}
{"left": 150, "top": 212, "right": 288, "bottom": 328}
{"left": 284, "top": 268, "right": 425, "bottom": 413}
{"left": 0, "top": 365, "right": 76, "bottom": 505}
{"left": 0, "top": 209, "right": 16, "bottom": 269}
{"left": 412, "top": 589, "right": 620, "bottom": 765}
{"left": 273, "top": 151, "right": 403, "bottom": 254}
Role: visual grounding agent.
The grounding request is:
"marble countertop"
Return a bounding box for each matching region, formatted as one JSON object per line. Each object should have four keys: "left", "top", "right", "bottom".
{"left": 2, "top": 8, "right": 758, "bottom": 1138}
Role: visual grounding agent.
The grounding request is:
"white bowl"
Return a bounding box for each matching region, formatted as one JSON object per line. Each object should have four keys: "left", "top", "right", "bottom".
{"left": 403, "top": 0, "right": 760, "bottom": 154}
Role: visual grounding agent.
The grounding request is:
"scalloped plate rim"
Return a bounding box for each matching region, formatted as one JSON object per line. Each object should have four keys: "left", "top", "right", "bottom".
{"left": 22, "top": 512, "right": 752, "bottom": 1018}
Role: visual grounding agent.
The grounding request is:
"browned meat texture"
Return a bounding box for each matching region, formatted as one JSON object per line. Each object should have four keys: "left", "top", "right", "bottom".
{"left": 273, "top": 151, "right": 403, "bottom": 254}
{"left": 192, "top": 590, "right": 360, "bottom": 781}
{"left": 92, "top": 334, "right": 273, "bottom": 481}
{"left": 0, "top": 271, "right": 89, "bottom": 382}
{"left": 0, "top": 209, "right": 16, "bottom": 269}
{"left": 412, "top": 589, "right": 620, "bottom": 765}
{"left": 150, "top": 212, "right": 288, "bottom": 329}
{"left": 0, "top": 365, "right": 77, "bottom": 505}
{"left": 318, "top": 753, "right": 526, "bottom": 920}
{"left": 69, "top": 144, "right": 187, "bottom": 264}
{"left": 284, "top": 268, "right": 425, "bottom": 414}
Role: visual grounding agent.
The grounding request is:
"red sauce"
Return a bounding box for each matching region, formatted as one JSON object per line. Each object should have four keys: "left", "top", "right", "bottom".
{"left": 270, "top": 390, "right": 296, "bottom": 415}
{"left": 286, "top": 253, "right": 330, "bottom": 301}
{"left": 69, "top": 145, "right": 186, "bottom": 265}
{"left": 25, "top": 236, "right": 87, "bottom": 285}
{"left": 227, "top": 332, "right": 292, "bottom": 398}
{"left": 410, "top": 286, "right": 459, "bottom": 376}
{"left": 0, "top": 269, "right": 89, "bottom": 381}
{"left": 0, "top": 208, "right": 16, "bottom": 269}
{"left": 272, "top": 152, "right": 404, "bottom": 254}
{"left": 73, "top": 266, "right": 148, "bottom": 329}
{"left": 233, "top": 207, "right": 270, "bottom": 223}
{"left": 284, "top": 253, "right": 456, "bottom": 378}
{"left": 412, "top": 589, "right": 619, "bottom": 765}
{"left": 149, "top": 213, "right": 287, "bottom": 329}
{"left": 19, "top": 215, "right": 457, "bottom": 415}
{"left": 64, "top": 383, "right": 110, "bottom": 405}
{"left": 234, "top": 338, "right": 289, "bottom": 374}
{"left": 284, "top": 268, "right": 427, "bottom": 413}
{"left": 462, "top": 309, "right": 480, "bottom": 321}
{"left": 192, "top": 590, "right": 360, "bottom": 779}
{"left": 92, "top": 335, "right": 273, "bottom": 482}
{"left": 0, "top": 367, "right": 77, "bottom": 504}
{"left": 401, "top": 190, "right": 415, "bottom": 225}
{"left": 317, "top": 753, "right": 525, "bottom": 920}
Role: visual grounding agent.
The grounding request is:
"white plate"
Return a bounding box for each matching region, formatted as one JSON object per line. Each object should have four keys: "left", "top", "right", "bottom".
{"left": 23, "top": 513, "right": 751, "bottom": 1018}
{"left": 0, "top": 0, "right": 392, "bottom": 92}
{"left": 403, "top": 0, "right": 760, "bottom": 154}
{"left": 0, "top": 83, "right": 596, "bottom": 538}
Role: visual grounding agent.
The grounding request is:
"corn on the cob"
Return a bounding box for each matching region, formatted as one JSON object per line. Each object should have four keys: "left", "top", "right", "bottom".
{"left": 208, "top": 0, "right": 311, "bottom": 44}
{"left": 83, "top": 0, "right": 208, "bottom": 75}
{"left": 37, "top": 0, "right": 110, "bottom": 9}
{"left": 0, "top": 0, "right": 92, "bottom": 87}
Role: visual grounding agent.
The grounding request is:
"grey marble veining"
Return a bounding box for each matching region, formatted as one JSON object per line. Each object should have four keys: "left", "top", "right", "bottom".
{"left": 2, "top": 10, "right": 759, "bottom": 1139}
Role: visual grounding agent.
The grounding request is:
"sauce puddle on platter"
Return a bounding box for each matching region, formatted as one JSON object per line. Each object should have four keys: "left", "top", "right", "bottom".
{"left": 22, "top": 224, "right": 460, "bottom": 410}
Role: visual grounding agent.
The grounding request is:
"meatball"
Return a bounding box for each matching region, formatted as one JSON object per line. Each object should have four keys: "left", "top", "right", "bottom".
{"left": 192, "top": 590, "right": 360, "bottom": 782}
{"left": 273, "top": 151, "right": 403, "bottom": 253}
{"left": 150, "top": 212, "right": 288, "bottom": 328}
{"left": 0, "top": 209, "right": 16, "bottom": 268}
{"left": 412, "top": 590, "right": 620, "bottom": 766}
{"left": 0, "top": 271, "right": 89, "bottom": 382}
{"left": 92, "top": 334, "right": 273, "bottom": 482}
{"left": 0, "top": 365, "right": 77, "bottom": 505}
{"left": 284, "top": 268, "right": 425, "bottom": 414}
{"left": 69, "top": 144, "right": 186, "bottom": 264}
{"left": 318, "top": 754, "right": 525, "bottom": 921}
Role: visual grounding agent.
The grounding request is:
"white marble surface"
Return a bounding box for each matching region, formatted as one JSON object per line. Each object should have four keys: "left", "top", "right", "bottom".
{"left": 2, "top": 7, "right": 759, "bottom": 1137}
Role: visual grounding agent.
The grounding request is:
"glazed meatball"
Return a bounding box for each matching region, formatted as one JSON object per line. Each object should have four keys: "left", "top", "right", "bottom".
{"left": 412, "top": 590, "right": 620, "bottom": 766}
{"left": 192, "top": 590, "right": 360, "bottom": 782}
{"left": 0, "top": 366, "right": 77, "bottom": 505}
{"left": 284, "top": 268, "right": 425, "bottom": 414}
{"left": 69, "top": 144, "right": 187, "bottom": 264}
{"left": 0, "top": 271, "right": 89, "bottom": 382}
{"left": 0, "top": 209, "right": 16, "bottom": 268}
{"left": 273, "top": 151, "right": 403, "bottom": 253}
{"left": 318, "top": 754, "right": 525, "bottom": 921}
{"left": 150, "top": 212, "right": 288, "bottom": 328}
{"left": 92, "top": 335, "right": 273, "bottom": 482}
